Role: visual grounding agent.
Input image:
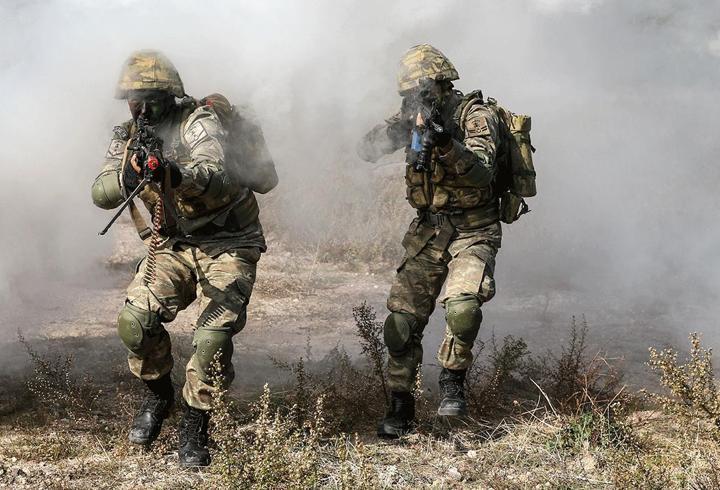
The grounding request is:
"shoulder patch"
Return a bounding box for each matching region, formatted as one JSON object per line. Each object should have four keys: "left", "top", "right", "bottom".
{"left": 105, "top": 138, "right": 126, "bottom": 159}
{"left": 185, "top": 120, "right": 209, "bottom": 149}
{"left": 112, "top": 125, "right": 129, "bottom": 140}
{"left": 465, "top": 115, "right": 489, "bottom": 137}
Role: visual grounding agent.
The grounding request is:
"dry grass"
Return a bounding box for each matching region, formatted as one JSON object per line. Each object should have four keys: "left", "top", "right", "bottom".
{"left": 4, "top": 309, "right": 720, "bottom": 488}
{"left": 7, "top": 163, "right": 717, "bottom": 487}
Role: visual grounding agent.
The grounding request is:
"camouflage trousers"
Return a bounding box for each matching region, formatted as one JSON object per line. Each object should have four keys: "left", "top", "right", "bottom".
{"left": 122, "top": 242, "right": 260, "bottom": 410}
{"left": 386, "top": 218, "right": 501, "bottom": 392}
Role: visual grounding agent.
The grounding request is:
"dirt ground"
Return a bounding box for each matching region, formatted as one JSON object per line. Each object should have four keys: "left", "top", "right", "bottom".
{"left": 0, "top": 215, "right": 713, "bottom": 488}
{"left": 0, "top": 211, "right": 693, "bottom": 394}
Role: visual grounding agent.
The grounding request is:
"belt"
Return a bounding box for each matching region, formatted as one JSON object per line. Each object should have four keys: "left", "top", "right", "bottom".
{"left": 420, "top": 210, "right": 462, "bottom": 228}
{"left": 419, "top": 205, "right": 499, "bottom": 229}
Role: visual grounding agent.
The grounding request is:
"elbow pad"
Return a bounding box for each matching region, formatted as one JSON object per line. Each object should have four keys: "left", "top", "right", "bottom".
{"left": 91, "top": 170, "right": 124, "bottom": 209}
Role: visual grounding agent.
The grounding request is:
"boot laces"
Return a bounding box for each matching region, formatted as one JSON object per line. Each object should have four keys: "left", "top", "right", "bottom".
{"left": 138, "top": 391, "right": 167, "bottom": 414}
{"left": 441, "top": 379, "right": 465, "bottom": 399}
{"left": 181, "top": 408, "right": 208, "bottom": 446}
{"left": 391, "top": 394, "right": 412, "bottom": 411}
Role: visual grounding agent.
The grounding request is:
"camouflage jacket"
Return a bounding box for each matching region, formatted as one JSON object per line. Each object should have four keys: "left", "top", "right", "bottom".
{"left": 95, "top": 99, "right": 266, "bottom": 255}
{"left": 357, "top": 90, "right": 501, "bottom": 221}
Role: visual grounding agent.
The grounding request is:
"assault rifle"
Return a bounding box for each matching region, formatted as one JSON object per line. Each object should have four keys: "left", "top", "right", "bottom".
{"left": 413, "top": 101, "right": 445, "bottom": 173}
{"left": 98, "top": 114, "right": 166, "bottom": 236}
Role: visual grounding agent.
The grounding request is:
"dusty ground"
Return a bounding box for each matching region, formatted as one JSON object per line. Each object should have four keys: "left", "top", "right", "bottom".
{"left": 0, "top": 211, "right": 716, "bottom": 488}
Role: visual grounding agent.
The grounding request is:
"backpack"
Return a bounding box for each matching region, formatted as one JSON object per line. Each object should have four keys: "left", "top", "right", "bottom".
{"left": 198, "top": 93, "right": 278, "bottom": 195}
{"left": 456, "top": 91, "right": 536, "bottom": 224}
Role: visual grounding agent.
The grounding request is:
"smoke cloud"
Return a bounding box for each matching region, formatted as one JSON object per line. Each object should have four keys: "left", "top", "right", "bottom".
{"left": 1, "top": 0, "right": 719, "bottom": 355}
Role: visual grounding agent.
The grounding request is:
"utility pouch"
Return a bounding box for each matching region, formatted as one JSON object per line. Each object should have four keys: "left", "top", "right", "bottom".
{"left": 499, "top": 191, "right": 530, "bottom": 224}
{"left": 401, "top": 218, "right": 435, "bottom": 258}
{"left": 457, "top": 94, "right": 537, "bottom": 220}
{"left": 508, "top": 114, "right": 536, "bottom": 197}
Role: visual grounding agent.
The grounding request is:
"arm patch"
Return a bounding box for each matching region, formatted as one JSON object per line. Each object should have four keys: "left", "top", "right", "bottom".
{"left": 105, "top": 139, "right": 126, "bottom": 159}
{"left": 185, "top": 120, "right": 209, "bottom": 149}
{"left": 465, "top": 116, "right": 489, "bottom": 137}
{"left": 112, "top": 125, "right": 129, "bottom": 140}
{"left": 464, "top": 106, "right": 495, "bottom": 139}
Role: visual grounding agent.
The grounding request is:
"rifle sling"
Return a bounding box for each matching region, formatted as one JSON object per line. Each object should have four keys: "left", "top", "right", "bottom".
{"left": 128, "top": 200, "right": 152, "bottom": 241}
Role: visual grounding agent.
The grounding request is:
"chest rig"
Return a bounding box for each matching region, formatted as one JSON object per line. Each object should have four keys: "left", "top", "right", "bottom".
{"left": 402, "top": 90, "right": 495, "bottom": 215}
{"left": 123, "top": 99, "right": 258, "bottom": 238}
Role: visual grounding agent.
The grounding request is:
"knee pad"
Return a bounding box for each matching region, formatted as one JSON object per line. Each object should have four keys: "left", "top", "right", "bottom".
{"left": 445, "top": 295, "right": 483, "bottom": 343}
{"left": 193, "top": 329, "right": 234, "bottom": 375}
{"left": 118, "top": 302, "right": 162, "bottom": 354}
{"left": 383, "top": 312, "right": 418, "bottom": 354}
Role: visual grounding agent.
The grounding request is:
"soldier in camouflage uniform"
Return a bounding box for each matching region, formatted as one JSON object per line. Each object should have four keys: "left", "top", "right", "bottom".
{"left": 91, "top": 50, "right": 277, "bottom": 466}
{"left": 358, "top": 45, "right": 503, "bottom": 438}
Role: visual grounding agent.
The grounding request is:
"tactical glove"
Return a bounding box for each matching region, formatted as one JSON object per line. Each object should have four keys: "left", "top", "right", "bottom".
{"left": 150, "top": 159, "right": 182, "bottom": 188}
{"left": 425, "top": 114, "right": 452, "bottom": 149}
{"left": 121, "top": 155, "right": 182, "bottom": 192}
{"left": 122, "top": 158, "right": 143, "bottom": 192}
{"left": 430, "top": 125, "right": 452, "bottom": 148}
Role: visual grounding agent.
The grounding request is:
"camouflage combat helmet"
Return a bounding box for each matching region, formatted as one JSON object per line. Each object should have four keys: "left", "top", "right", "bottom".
{"left": 397, "top": 44, "right": 459, "bottom": 95}
{"left": 115, "top": 50, "right": 185, "bottom": 99}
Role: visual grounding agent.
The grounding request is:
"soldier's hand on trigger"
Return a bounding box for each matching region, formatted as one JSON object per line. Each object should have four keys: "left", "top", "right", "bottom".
{"left": 126, "top": 152, "right": 182, "bottom": 189}
{"left": 130, "top": 153, "right": 143, "bottom": 174}
{"left": 417, "top": 112, "right": 452, "bottom": 150}
{"left": 144, "top": 153, "right": 182, "bottom": 188}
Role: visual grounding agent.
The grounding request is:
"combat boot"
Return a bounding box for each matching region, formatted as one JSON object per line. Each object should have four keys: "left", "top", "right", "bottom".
{"left": 377, "top": 391, "right": 415, "bottom": 439}
{"left": 178, "top": 401, "right": 211, "bottom": 468}
{"left": 128, "top": 373, "right": 174, "bottom": 445}
{"left": 437, "top": 368, "right": 468, "bottom": 416}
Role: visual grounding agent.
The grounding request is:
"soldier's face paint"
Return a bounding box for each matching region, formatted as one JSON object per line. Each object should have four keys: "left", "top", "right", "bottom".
{"left": 127, "top": 90, "right": 174, "bottom": 125}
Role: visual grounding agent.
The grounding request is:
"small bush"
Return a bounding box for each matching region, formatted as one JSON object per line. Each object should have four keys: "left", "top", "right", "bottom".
{"left": 645, "top": 332, "right": 720, "bottom": 435}
{"left": 464, "top": 318, "right": 626, "bottom": 421}
{"left": 353, "top": 301, "right": 388, "bottom": 405}
{"left": 527, "top": 317, "right": 625, "bottom": 415}
{"left": 551, "top": 406, "right": 635, "bottom": 454}
{"left": 268, "top": 303, "right": 390, "bottom": 433}
{"left": 465, "top": 334, "right": 530, "bottom": 415}
{"left": 210, "top": 365, "right": 381, "bottom": 489}
{"left": 18, "top": 332, "right": 99, "bottom": 420}
{"left": 212, "top": 382, "right": 326, "bottom": 489}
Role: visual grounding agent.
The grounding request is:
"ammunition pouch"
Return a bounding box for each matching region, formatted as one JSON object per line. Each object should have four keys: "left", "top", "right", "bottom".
{"left": 499, "top": 191, "right": 530, "bottom": 224}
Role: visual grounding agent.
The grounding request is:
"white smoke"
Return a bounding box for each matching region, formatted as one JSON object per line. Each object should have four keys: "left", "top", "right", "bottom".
{"left": 0, "top": 0, "right": 719, "bottom": 352}
{"left": 532, "top": 0, "right": 602, "bottom": 13}
{"left": 709, "top": 31, "right": 720, "bottom": 57}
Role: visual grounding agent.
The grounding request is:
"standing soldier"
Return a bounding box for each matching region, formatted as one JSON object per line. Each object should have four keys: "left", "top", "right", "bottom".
{"left": 358, "top": 44, "right": 523, "bottom": 438}
{"left": 91, "top": 50, "right": 278, "bottom": 466}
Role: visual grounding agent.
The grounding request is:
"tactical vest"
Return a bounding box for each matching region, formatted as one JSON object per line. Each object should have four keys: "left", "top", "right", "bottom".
{"left": 403, "top": 92, "right": 497, "bottom": 215}
{"left": 404, "top": 90, "right": 536, "bottom": 225}
{"left": 121, "top": 98, "right": 260, "bottom": 237}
